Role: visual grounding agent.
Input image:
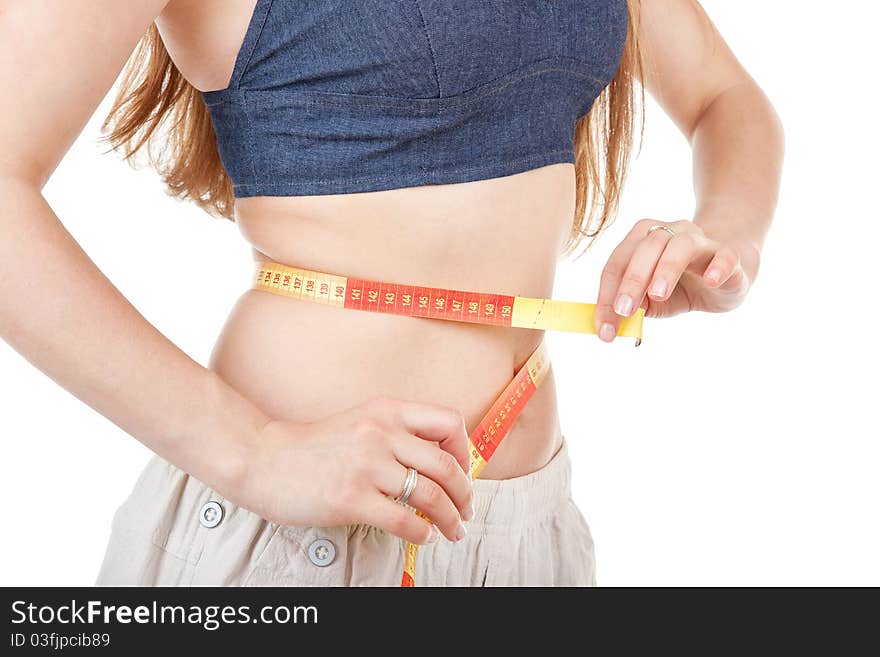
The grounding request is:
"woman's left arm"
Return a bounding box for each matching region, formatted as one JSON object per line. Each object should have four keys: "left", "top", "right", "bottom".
{"left": 595, "top": 0, "right": 784, "bottom": 339}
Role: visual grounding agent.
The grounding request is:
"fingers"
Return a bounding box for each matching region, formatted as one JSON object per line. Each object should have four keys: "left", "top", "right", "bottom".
{"left": 595, "top": 231, "right": 641, "bottom": 342}
{"left": 596, "top": 221, "right": 709, "bottom": 340}
{"left": 612, "top": 225, "right": 678, "bottom": 320}
{"left": 376, "top": 460, "right": 467, "bottom": 542}
{"left": 391, "top": 433, "right": 474, "bottom": 521}
{"left": 646, "top": 233, "right": 698, "bottom": 303}
{"left": 378, "top": 397, "right": 470, "bottom": 476}
{"left": 405, "top": 474, "right": 467, "bottom": 541}
{"left": 357, "top": 396, "right": 473, "bottom": 542}
{"left": 362, "top": 493, "right": 440, "bottom": 545}
{"left": 702, "top": 244, "right": 741, "bottom": 289}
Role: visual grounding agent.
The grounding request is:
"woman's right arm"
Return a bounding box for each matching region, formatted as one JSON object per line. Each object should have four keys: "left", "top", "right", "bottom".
{"left": 0, "top": 0, "right": 472, "bottom": 545}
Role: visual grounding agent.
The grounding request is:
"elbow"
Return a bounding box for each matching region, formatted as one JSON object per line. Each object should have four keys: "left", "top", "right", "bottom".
{"left": 750, "top": 78, "right": 785, "bottom": 158}
{"left": 0, "top": 174, "right": 47, "bottom": 237}
{"left": 689, "top": 79, "right": 786, "bottom": 158}
{"left": 0, "top": 165, "right": 46, "bottom": 198}
{"left": 768, "top": 94, "right": 785, "bottom": 160}
{"left": 0, "top": 172, "right": 40, "bottom": 198}
{"left": 0, "top": 152, "right": 52, "bottom": 195}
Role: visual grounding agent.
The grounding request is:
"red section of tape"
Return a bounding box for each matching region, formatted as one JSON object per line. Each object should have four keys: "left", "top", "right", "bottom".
{"left": 343, "top": 277, "right": 514, "bottom": 327}
{"left": 469, "top": 361, "right": 538, "bottom": 462}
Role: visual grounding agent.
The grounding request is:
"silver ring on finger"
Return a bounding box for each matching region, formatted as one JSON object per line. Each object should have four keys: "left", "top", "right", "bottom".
{"left": 647, "top": 224, "right": 676, "bottom": 238}
{"left": 394, "top": 467, "right": 418, "bottom": 506}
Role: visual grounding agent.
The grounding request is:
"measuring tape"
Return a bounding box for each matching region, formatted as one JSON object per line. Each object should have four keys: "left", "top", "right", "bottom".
{"left": 252, "top": 260, "right": 645, "bottom": 586}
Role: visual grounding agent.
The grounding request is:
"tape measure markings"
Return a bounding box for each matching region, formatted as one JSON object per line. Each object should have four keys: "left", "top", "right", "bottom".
{"left": 256, "top": 262, "right": 644, "bottom": 337}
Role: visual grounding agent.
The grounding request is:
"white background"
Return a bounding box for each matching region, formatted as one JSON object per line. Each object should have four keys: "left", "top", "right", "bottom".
{"left": 2, "top": 1, "right": 878, "bottom": 586}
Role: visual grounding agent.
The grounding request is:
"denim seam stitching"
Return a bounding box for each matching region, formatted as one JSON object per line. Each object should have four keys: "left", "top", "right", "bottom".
{"left": 230, "top": 150, "right": 574, "bottom": 189}
{"left": 233, "top": 0, "right": 275, "bottom": 89}
{"left": 412, "top": 0, "right": 442, "bottom": 97}
{"left": 238, "top": 58, "right": 601, "bottom": 110}
{"left": 241, "top": 92, "right": 260, "bottom": 185}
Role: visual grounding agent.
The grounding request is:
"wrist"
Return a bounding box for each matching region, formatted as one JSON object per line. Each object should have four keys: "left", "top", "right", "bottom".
{"left": 193, "top": 370, "right": 272, "bottom": 507}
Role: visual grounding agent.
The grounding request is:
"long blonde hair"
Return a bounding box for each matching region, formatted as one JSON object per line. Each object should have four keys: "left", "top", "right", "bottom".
{"left": 103, "top": 2, "right": 643, "bottom": 258}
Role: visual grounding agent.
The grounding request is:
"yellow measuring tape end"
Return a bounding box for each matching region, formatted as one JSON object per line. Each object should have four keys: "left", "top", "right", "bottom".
{"left": 511, "top": 297, "right": 644, "bottom": 339}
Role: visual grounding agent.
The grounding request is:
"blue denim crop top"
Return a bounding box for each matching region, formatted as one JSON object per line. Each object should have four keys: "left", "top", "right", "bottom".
{"left": 201, "top": 0, "right": 629, "bottom": 198}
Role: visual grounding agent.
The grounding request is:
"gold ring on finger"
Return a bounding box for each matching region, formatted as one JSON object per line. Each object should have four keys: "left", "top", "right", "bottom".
{"left": 647, "top": 224, "right": 677, "bottom": 238}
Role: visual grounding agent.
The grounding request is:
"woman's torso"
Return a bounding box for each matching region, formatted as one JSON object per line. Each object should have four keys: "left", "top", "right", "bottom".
{"left": 156, "top": 0, "right": 615, "bottom": 478}
{"left": 216, "top": 169, "right": 572, "bottom": 479}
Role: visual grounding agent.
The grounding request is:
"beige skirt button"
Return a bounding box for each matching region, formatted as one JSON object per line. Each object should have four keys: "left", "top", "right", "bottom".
{"left": 308, "top": 538, "right": 336, "bottom": 567}
{"left": 198, "top": 501, "right": 223, "bottom": 529}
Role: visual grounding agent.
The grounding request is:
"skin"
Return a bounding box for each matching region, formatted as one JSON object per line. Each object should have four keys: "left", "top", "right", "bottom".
{"left": 0, "top": 1, "right": 782, "bottom": 548}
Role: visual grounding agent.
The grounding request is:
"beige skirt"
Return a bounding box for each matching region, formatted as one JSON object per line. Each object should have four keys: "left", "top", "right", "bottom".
{"left": 96, "top": 430, "right": 596, "bottom": 586}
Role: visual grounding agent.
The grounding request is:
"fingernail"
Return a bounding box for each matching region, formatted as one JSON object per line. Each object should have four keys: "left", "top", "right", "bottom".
{"left": 649, "top": 279, "right": 667, "bottom": 298}
{"left": 599, "top": 322, "right": 616, "bottom": 342}
{"left": 426, "top": 525, "right": 440, "bottom": 544}
{"left": 454, "top": 522, "right": 467, "bottom": 542}
{"left": 614, "top": 294, "right": 633, "bottom": 317}
{"left": 462, "top": 502, "right": 475, "bottom": 522}
{"left": 706, "top": 268, "right": 722, "bottom": 284}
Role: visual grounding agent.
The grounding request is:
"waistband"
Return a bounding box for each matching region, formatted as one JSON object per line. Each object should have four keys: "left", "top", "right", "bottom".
{"left": 467, "top": 427, "right": 572, "bottom": 533}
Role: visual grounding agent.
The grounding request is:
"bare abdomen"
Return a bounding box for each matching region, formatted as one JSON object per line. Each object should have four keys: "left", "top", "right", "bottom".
{"left": 210, "top": 164, "right": 575, "bottom": 478}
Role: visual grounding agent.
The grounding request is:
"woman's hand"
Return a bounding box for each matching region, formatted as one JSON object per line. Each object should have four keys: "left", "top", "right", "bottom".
{"left": 595, "top": 219, "right": 760, "bottom": 341}
{"left": 237, "top": 396, "right": 475, "bottom": 545}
